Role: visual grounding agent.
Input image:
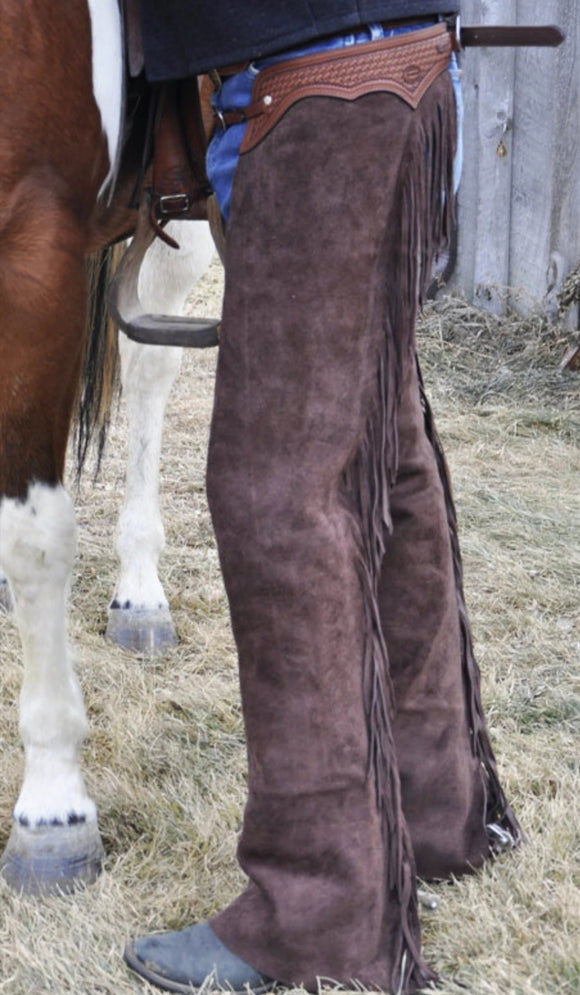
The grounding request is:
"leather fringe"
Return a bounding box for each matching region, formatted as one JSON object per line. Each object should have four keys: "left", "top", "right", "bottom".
{"left": 416, "top": 359, "right": 524, "bottom": 848}
{"left": 342, "top": 80, "right": 457, "bottom": 994}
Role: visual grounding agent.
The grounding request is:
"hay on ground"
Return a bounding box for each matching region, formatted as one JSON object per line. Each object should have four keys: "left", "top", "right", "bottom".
{"left": 0, "top": 269, "right": 578, "bottom": 994}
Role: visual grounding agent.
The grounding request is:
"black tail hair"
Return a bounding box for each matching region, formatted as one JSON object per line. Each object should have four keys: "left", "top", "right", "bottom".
{"left": 74, "top": 246, "right": 123, "bottom": 481}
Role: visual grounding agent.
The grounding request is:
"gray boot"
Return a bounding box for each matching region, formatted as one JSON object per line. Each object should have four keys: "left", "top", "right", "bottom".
{"left": 124, "top": 922, "right": 274, "bottom": 994}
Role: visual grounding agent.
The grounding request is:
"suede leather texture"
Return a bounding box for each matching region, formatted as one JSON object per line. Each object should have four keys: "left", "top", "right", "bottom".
{"left": 205, "top": 76, "right": 498, "bottom": 993}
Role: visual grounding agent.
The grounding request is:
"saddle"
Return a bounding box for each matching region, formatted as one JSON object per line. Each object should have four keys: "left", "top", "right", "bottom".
{"left": 122, "top": 0, "right": 220, "bottom": 244}
{"left": 108, "top": 0, "right": 224, "bottom": 347}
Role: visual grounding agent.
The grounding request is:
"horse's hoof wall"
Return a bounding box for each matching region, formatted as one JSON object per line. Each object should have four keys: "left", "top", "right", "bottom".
{"left": 0, "top": 820, "right": 105, "bottom": 895}
{"left": 106, "top": 607, "right": 178, "bottom": 655}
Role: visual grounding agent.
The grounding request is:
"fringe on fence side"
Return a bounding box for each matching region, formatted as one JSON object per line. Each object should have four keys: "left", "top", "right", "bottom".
{"left": 342, "top": 76, "right": 457, "bottom": 995}
{"left": 416, "top": 357, "right": 524, "bottom": 849}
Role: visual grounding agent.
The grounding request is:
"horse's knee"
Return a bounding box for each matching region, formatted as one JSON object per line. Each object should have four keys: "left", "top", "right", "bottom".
{"left": 119, "top": 334, "right": 183, "bottom": 394}
{"left": 0, "top": 482, "right": 76, "bottom": 592}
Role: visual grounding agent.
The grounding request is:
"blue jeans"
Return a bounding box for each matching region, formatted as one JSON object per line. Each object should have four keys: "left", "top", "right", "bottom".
{"left": 207, "top": 22, "right": 464, "bottom": 220}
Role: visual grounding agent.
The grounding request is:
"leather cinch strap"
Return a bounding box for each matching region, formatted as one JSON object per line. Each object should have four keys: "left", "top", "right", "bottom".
{"left": 218, "top": 24, "right": 453, "bottom": 154}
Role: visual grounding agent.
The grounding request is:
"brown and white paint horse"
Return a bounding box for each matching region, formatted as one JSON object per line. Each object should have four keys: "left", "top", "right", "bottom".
{"left": 0, "top": 0, "right": 213, "bottom": 892}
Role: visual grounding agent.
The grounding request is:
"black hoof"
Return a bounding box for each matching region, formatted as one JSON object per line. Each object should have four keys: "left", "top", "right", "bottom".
{"left": 0, "top": 820, "right": 105, "bottom": 895}
{"left": 106, "top": 607, "right": 178, "bottom": 655}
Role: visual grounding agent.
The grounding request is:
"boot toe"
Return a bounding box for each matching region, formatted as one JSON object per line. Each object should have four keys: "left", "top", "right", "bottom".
{"left": 125, "top": 921, "right": 274, "bottom": 993}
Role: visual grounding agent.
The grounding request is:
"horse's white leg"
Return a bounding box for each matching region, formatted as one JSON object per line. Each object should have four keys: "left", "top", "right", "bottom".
{"left": 0, "top": 483, "right": 103, "bottom": 893}
{"left": 106, "top": 220, "right": 214, "bottom": 653}
{"left": 106, "top": 336, "right": 183, "bottom": 652}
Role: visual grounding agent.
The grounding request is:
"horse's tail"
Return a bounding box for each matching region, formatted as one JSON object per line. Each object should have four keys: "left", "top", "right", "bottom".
{"left": 74, "top": 244, "right": 125, "bottom": 479}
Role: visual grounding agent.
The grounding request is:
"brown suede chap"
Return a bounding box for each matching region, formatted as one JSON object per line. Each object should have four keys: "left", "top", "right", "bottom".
{"left": 206, "top": 68, "right": 520, "bottom": 993}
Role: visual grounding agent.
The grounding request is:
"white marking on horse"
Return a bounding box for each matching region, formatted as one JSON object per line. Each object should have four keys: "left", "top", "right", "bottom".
{"left": 86, "top": 0, "right": 123, "bottom": 197}
{"left": 111, "top": 221, "right": 215, "bottom": 621}
{"left": 0, "top": 484, "right": 96, "bottom": 827}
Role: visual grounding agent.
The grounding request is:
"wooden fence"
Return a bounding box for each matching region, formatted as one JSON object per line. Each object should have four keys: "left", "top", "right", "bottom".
{"left": 449, "top": 0, "right": 579, "bottom": 325}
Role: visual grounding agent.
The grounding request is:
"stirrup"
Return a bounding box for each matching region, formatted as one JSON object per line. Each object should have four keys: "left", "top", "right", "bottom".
{"left": 108, "top": 198, "right": 221, "bottom": 348}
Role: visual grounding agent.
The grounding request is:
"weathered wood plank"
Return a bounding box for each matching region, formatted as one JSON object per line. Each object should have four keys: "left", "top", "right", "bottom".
{"left": 509, "top": 15, "right": 558, "bottom": 309}
{"left": 454, "top": 0, "right": 517, "bottom": 313}
{"left": 548, "top": 0, "right": 580, "bottom": 326}
{"left": 450, "top": 0, "right": 579, "bottom": 325}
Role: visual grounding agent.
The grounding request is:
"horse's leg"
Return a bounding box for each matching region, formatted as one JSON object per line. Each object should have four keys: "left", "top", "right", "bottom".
{"left": 0, "top": 194, "right": 104, "bottom": 894}
{"left": 106, "top": 336, "right": 183, "bottom": 652}
{"left": 0, "top": 486, "right": 104, "bottom": 893}
{"left": 106, "top": 220, "right": 215, "bottom": 653}
{"left": 0, "top": 0, "right": 122, "bottom": 895}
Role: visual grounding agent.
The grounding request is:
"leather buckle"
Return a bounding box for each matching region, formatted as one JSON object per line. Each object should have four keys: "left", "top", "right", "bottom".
{"left": 158, "top": 193, "right": 191, "bottom": 216}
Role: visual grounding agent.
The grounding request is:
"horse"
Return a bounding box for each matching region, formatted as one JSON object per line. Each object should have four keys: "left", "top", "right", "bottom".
{"left": 0, "top": 0, "right": 216, "bottom": 893}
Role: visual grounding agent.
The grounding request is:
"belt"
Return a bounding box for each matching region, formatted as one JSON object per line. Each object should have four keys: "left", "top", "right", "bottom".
{"left": 218, "top": 24, "right": 453, "bottom": 155}
{"left": 455, "top": 19, "right": 564, "bottom": 50}
{"left": 213, "top": 19, "right": 565, "bottom": 154}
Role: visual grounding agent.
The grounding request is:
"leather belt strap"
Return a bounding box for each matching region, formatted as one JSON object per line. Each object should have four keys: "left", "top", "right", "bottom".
{"left": 216, "top": 24, "right": 452, "bottom": 155}
{"left": 215, "top": 17, "right": 565, "bottom": 154}
{"left": 457, "top": 23, "right": 565, "bottom": 49}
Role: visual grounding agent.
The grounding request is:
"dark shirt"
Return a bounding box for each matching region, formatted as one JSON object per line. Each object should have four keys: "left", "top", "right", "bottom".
{"left": 138, "top": 1, "right": 460, "bottom": 81}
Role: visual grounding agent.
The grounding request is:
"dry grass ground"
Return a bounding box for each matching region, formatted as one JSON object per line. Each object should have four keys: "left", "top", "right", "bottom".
{"left": 0, "top": 262, "right": 578, "bottom": 994}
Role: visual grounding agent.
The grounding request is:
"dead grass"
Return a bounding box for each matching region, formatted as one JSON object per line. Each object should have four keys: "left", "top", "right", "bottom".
{"left": 0, "top": 266, "right": 578, "bottom": 994}
{"left": 415, "top": 294, "right": 579, "bottom": 994}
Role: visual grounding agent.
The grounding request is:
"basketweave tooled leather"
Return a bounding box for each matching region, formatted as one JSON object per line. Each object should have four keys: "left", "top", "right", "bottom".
{"left": 240, "top": 24, "right": 453, "bottom": 154}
